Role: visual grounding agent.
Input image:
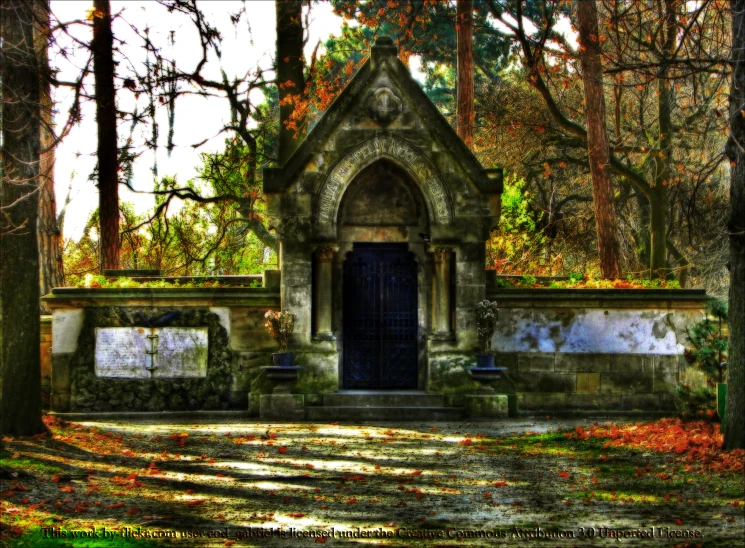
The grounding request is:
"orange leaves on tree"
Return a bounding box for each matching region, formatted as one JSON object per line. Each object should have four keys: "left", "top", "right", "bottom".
{"left": 459, "top": 439, "right": 473, "bottom": 446}
{"left": 186, "top": 499, "right": 207, "bottom": 506}
{"left": 558, "top": 471, "right": 570, "bottom": 479}
{"left": 104, "top": 502, "right": 125, "bottom": 509}
{"left": 278, "top": 447, "right": 288, "bottom": 454}
{"left": 125, "top": 507, "right": 139, "bottom": 515}
{"left": 493, "top": 481, "right": 508, "bottom": 487}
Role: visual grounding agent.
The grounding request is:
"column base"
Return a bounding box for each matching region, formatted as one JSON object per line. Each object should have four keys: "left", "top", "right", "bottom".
{"left": 428, "top": 331, "right": 455, "bottom": 342}
{"left": 312, "top": 332, "right": 336, "bottom": 342}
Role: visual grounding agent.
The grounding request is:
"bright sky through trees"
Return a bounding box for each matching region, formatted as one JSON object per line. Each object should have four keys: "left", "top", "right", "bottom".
{"left": 51, "top": 1, "right": 345, "bottom": 241}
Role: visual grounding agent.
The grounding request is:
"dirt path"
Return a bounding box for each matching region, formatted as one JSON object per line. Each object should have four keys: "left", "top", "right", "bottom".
{"left": 1, "top": 417, "right": 743, "bottom": 547}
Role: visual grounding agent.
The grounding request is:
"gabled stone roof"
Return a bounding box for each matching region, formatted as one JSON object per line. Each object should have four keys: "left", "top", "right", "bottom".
{"left": 264, "top": 37, "right": 502, "bottom": 195}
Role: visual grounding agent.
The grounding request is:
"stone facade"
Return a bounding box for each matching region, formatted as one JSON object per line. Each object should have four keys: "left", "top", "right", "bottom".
{"left": 263, "top": 37, "right": 502, "bottom": 399}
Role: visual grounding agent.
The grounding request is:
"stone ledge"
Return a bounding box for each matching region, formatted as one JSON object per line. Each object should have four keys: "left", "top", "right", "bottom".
{"left": 48, "top": 410, "right": 251, "bottom": 421}
{"left": 43, "top": 287, "right": 280, "bottom": 308}
{"left": 486, "top": 288, "right": 710, "bottom": 309}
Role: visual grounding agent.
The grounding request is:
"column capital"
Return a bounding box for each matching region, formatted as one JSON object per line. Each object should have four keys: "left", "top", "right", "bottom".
{"left": 313, "top": 243, "right": 339, "bottom": 261}
{"left": 427, "top": 244, "right": 454, "bottom": 262}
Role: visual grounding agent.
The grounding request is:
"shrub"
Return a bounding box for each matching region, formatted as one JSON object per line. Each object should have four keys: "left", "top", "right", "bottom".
{"left": 685, "top": 300, "right": 728, "bottom": 383}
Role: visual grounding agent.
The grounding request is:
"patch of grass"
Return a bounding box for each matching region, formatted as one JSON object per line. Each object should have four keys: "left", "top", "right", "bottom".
{"left": 0, "top": 451, "right": 64, "bottom": 475}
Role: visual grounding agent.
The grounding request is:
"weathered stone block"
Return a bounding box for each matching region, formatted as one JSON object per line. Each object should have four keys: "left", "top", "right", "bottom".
{"left": 248, "top": 394, "right": 260, "bottom": 416}
{"left": 51, "top": 353, "right": 73, "bottom": 412}
{"left": 555, "top": 353, "right": 611, "bottom": 373}
{"left": 517, "top": 392, "right": 566, "bottom": 410}
{"left": 455, "top": 308, "right": 477, "bottom": 334}
{"left": 262, "top": 270, "right": 281, "bottom": 291}
{"left": 493, "top": 352, "right": 518, "bottom": 370}
{"left": 514, "top": 372, "right": 575, "bottom": 392}
{"left": 456, "top": 284, "right": 486, "bottom": 306}
{"left": 457, "top": 242, "right": 486, "bottom": 262}
{"left": 576, "top": 372, "right": 600, "bottom": 393}
{"left": 622, "top": 393, "right": 675, "bottom": 411}
{"left": 455, "top": 261, "right": 480, "bottom": 284}
{"left": 565, "top": 393, "right": 622, "bottom": 410}
{"left": 610, "top": 354, "right": 652, "bottom": 373}
{"left": 600, "top": 372, "right": 654, "bottom": 394}
{"left": 464, "top": 394, "right": 508, "bottom": 418}
{"left": 427, "top": 355, "right": 480, "bottom": 395}
{"left": 260, "top": 393, "right": 305, "bottom": 420}
{"left": 517, "top": 353, "right": 555, "bottom": 372}
{"left": 653, "top": 355, "right": 682, "bottom": 393}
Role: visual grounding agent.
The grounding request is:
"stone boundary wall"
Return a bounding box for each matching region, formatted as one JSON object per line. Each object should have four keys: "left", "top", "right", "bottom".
{"left": 483, "top": 288, "right": 709, "bottom": 413}
{"left": 42, "top": 288, "right": 279, "bottom": 412}
{"left": 496, "top": 352, "right": 681, "bottom": 413}
{"left": 40, "top": 316, "right": 52, "bottom": 409}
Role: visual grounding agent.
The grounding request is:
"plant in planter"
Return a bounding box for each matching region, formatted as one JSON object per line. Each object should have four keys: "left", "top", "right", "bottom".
{"left": 264, "top": 309, "right": 296, "bottom": 366}
{"left": 475, "top": 300, "right": 499, "bottom": 368}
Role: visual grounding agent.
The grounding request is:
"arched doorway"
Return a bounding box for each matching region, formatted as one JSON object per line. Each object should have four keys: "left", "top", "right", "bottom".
{"left": 334, "top": 159, "right": 430, "bottom": 390}
{"left": 343, "top": 244, "right": 418, "bottom": 389}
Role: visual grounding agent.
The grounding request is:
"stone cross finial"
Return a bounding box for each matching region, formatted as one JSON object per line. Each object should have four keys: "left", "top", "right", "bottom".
{"left": 371, "top": 36, "right": 398, "bottom": 68}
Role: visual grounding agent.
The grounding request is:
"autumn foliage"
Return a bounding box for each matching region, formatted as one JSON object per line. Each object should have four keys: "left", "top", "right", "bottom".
{"left": 566, "top": 419, "right": 745, "bottom": 473}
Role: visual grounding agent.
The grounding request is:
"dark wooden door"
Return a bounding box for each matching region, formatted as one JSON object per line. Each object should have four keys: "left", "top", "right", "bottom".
{"left": 343, "top": 244, "right": 418, "bottom": 389}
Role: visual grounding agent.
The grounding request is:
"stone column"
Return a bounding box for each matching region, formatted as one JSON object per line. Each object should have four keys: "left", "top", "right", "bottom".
{"left": 313, "top": 245, "right": 337, "bottom": 340}
{"left": 430, "top": 246, "right": 453, "bottom": 337}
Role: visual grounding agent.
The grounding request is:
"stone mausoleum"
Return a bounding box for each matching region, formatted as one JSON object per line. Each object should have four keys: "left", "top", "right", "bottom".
{"left": 261, "top": 36, "right": 502, "bottom": 413}
{"left": 44, "top": 38, "right": 709, "bottom": 420}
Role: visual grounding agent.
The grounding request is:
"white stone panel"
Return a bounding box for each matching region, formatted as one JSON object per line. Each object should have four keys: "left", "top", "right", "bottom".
{"left": 209, "top": 307, "right": 231, "bottom": 339}
{"left": 52, "top": 309, "right": 85, "bottom": 354}
{"left": 493, "top": 308, "right": 704, "bottom": 355}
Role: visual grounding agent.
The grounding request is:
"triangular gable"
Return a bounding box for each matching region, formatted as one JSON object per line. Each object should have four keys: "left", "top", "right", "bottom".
{"left": 264, "top": 37, "right": 502, "bottom": 195}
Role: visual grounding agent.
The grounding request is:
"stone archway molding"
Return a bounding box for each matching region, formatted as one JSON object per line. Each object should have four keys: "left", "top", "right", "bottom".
{"left": 315, "top": 134, "right": 453, "bottom": 237}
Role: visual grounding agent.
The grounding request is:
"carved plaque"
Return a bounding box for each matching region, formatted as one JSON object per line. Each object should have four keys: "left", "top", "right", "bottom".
{"left": 95, "top": 327, "right": 209, "bottom": 378}
{"left": 95, "top": 328, "right": 150, "bottom": 378}
{"left": 153, "top": 328, "right": 208, "bottom": 378}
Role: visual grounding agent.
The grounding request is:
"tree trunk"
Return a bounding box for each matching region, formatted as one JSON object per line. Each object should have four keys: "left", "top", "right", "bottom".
{"left": 724, "top": 0, "right": 745, "bottom": 450}
{"left": 574, "top": 0, "right": 622, "bottom": 279}
{"left": 0, "top": 0, "right": 45, "bottom": 436}
{"left": 648, "top": 183, "right": 668, "bottom": 278}
{"left": 456, "top": 0, "right": 474, "bottom": 149}
{"left": 92, "top": 0, "right": 120, "bottom": 271}
{"left": 35, "top": 0, "right": 64, "bottom": 307}
{"left": 276, "top": 0, "right": 305, "bottom": 165}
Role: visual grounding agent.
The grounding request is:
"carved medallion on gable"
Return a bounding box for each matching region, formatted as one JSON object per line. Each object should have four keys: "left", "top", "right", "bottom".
{"left": 366, "top": 87, "right": 402, "bottom": 126}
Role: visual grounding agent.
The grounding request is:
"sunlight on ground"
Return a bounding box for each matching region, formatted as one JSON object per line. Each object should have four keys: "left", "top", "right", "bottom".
{"left": 1, "top": 418, "right": 743, "bottom": 546}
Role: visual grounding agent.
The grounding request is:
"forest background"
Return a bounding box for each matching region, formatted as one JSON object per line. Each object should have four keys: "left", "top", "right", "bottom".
{"left": 30, "top": 0, "right": 731, "bottom": 297}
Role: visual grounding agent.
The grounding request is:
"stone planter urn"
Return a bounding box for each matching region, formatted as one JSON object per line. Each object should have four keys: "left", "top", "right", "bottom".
{"left": 262, "top": 365, "right": 304, "bottom": 394}
{"left": 466, "top": 365, "right": 508, "bottom": 393}
{"left": 271, "top": 352, "right": 294, "bottom": 367}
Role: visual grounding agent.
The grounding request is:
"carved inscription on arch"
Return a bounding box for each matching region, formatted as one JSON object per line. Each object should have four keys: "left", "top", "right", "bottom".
{"left": 317, "top": 136, "right": 451, "bottom": 225}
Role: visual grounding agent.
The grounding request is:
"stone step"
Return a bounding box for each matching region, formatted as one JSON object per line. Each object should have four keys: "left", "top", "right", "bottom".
{"left": 305, "top": 406, "right": 464, "bottom": 421}
{"left": 322, "top": 391, "right": 445, "bottom": 408}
